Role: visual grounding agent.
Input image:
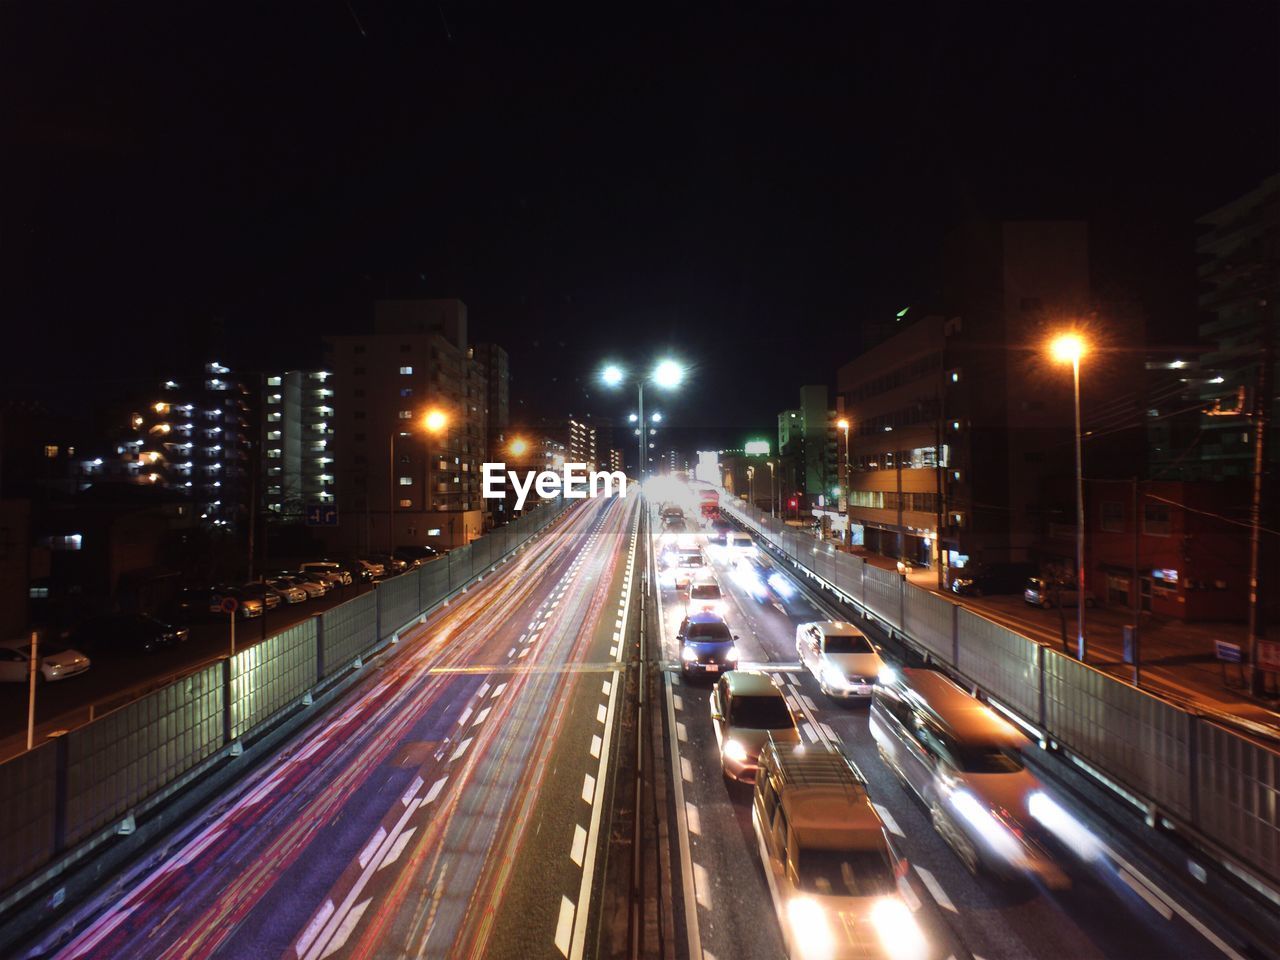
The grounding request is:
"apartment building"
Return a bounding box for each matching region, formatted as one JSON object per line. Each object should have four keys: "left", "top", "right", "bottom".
{"left": 261, "top": 369, "right": 335, "bottom": 521}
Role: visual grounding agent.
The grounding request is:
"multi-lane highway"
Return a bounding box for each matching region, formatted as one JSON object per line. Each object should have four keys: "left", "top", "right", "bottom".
{"left": 653, "top": 500, "right": 1239, "bottom": 960}
{"left": 28, "top": 493, "right": 639, "bottom": 960}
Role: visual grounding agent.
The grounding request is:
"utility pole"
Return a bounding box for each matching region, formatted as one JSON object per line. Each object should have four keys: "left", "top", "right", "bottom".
{"left": 1131, "top": 477, "right": 1142, "bottom": 686}
{"left": 26, "top": 629, "right": 38, "bottom": 751}
{"left": 1248, "top": 324, "right": 1273, "bottom": 696}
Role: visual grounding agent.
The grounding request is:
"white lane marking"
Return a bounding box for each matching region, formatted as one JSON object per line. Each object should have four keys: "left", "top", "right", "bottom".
{"left": 801, "top": 722, "right": 818, "bottom": 743}
{"left": 681, "top": 757, "right": 693, "bottom": 782}
{"left": 477, "top": 682, "right": 490, "bottom": 698}
{"left": 693, "top": 862, "right": 712, "bottom": 909}
{"left": 457, "top": 706, "right": 473, "bottom": 728}
{"left": 400, "top": 775, "right": 423, "bottom": 807}
{"left": 582, "top": 773, "right": 596, "bottom": 805}
{"left": 358, "top": 827, "right": 387, "bottom": 868}
{"left": 590, "top": 734, "right": 602, "bottom": 758}
{"left": 613, "top": 631, "right": 620, "bottom": 641}
{"left": 518, "top": 646, "right": 530, "bottom": 658}
{"left": 319, "top": 898, "right": 371, "bottom": 959}
{"left": 915, "top": 865, "right": 956, "bottom": 912}
{"left": 473, "top": 707, "right": 490, "bottom": 726}
{"left": 770, "top": 672, "right": 784, "bottom": 685}
{"left": 610, "top": 646, "right": 618, "bottom": 657}
{"left": 602, "top": 680, "right": 611, "bottom": 695}
{"left": 686, "top": 802, "right": 701, "bottom": 835}
{"left": 379, "top": 826, "right": 417, "bottom": 869}
{"left": 673, "top": 695, "right": 684, "bottom": 711}
{"left": 820, "top": 722, "right": 838, "bottom": 742}
{"left": 296, "top": 899, "right": 335, "bottom": 957}
{"left": 615, "top": 618, "right": 623, "bottom": 628}
{"left": 1120, "top": 868, "right": 1174, "bottom": 920}
{"left": 800, "top": 694, "right": 817, "bottom": 711}
{"left": 492, "top": 683, "right": 506, "bottom": 697}
{"left": 570, "top": 824, "right": 587, "bottom": 866}
{"left": 450, "top": 738, "right": 473, "bottom": 761}
{"left": 873, "top": 803, "right": 904, "bottom": 838}
{"left": 555, "top": 896, "right": 575, "bottom": 956}
{"left": 507, "top": 647, "right": 516, "bottom": 658}
{"left": 676, "top": 721, "right": 688, "bottom": 742}
{"left": 596, "top": 704, "right": 607, "bottom": 723}
{"left": 424, "top": 776, "right": 448, "bottom": 804}
{"left": 525, "top": 632, "right": 539, "bottom": 644}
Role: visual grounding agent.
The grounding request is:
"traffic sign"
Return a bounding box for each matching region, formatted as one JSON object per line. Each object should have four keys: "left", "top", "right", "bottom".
{"left": 1214, "top": 639, "right": 1243, "bottom": 664}
{"left": 218, "top": 595, "right": 238, "bottom": 615}
{"left": 1257, "top": 639, "right": 1280, "bottom": 673}
{"left": 305, "top": 502, "right": 339, "bottom": 527}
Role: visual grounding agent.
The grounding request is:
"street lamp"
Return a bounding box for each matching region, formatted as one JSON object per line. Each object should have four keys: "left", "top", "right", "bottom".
{"left": 766, "top": 459, "right": 776, "bottom": 517}
{"left": 836, "top": 417, "right": 851, "bottom": 514}
{"left": 509, "top": 436, "right": 529, "bottom": 458}
{"left": 600, "top": 359, "right": 685, "bottom": 481}
{"left": 1050, "top": 332, "right": 1088, "bottom": 660}
{"left": 747, "top": 464, "right": 756, "bottom": 510}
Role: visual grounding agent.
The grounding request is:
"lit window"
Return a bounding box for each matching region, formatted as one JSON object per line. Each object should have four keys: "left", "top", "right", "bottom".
{"left": 398, "top": 410, "right": 412, "bottom": 419}
{"left": 400, "top": 366, "right": 414, "bottom": 375}
{"left": 267, "top": 376, "right": 282, "bottom": 386}
{"left": 45, "top": 534, "right": 83, "bottom": 551}
{"left": 399, "top": 476, "right": 413, "bottom": 486}
{"left": 44, "top": 445, "right": 59, "bottom": 458}
{"left": 399, "top": 499, "right": 413, "bottom": 508}
{"left": 427, "top": 528, "right": 442, "bottom": 536}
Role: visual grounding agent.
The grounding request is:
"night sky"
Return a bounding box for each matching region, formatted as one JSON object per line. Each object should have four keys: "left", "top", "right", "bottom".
{"left": 2, "top": 1, "right": 1276, "bottom": 448}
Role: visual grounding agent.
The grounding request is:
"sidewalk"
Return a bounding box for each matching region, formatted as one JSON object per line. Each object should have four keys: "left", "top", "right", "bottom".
{"left": 844, "top": 546, "right": 1280, "bottom": 740}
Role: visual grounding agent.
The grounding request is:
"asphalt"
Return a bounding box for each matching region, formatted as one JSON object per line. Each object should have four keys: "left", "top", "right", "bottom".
{"left": 25, "top": 493, "right": 640, "bottom": 960}
{"left": 655, "top": 505, "right": 1238, "bottom": 960}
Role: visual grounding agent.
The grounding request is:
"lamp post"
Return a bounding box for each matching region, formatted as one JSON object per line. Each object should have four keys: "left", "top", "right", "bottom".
{"left": 1050, "top": 332, "right": 1088, "bottom": 660}
{"left": 601, "top": 359, "right": 684, "bottom": 482}
{"left": 836, "top": 417, "right": 850, "bottom": 515}
{"left": 747, "top": 464, "right": 756, "bottom": 510}
{"left": 766, "top": 460, "right": 776, "bottom": 517}
{"left": 390, "top": 409, "right": 448, "bottom": 551}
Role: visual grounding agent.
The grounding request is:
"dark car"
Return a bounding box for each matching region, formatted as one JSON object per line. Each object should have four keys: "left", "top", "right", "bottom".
{"left": 950, "top": 562, "right": 1036, "bottom": 598}
{"left": 66, "top": 614, "right": 189, "bottom": 655}
{"left": 677, "top": 611, "right": 740, "bottom": 680}
{"left": 367, "top": 553, "right": 409, "bottom": 576}
{"left": 166, "top": 586, "right": 213, "bottom": 623}
{"left": 338, "top": 559, "right": 375, "bottom": 583}
{"left": 395, "top": 544, "right": 443, "bottom": 567}
{"left": 238, "top": 582, "right": 283, "bottom": 611}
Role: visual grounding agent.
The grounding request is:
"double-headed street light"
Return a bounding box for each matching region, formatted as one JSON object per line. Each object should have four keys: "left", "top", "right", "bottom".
{"left": 1050, "top": 332, "right": 1088, "bottom": 660}
{"left": 601, "top": 359, "right": 685, "bottom": 481}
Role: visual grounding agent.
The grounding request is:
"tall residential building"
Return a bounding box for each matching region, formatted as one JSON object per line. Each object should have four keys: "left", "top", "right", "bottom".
{"left": 775, "top": 386, "right": 836, "bottom": 508}
{"left": 567, "top": 417, "right": 597, "bottom": 466}
{"left": 838, "top": 221, "right": 1144, "bottom": 574}
{"left": 260, "top": 369, "right": 335, "bottom": 520}
{"left": 324, "top": 299, "right": 490, "bottom": 550}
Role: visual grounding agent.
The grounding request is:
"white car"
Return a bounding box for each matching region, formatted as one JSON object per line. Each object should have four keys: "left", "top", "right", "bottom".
{"left": 687, "top": 580, "right": 727, "bottom": 617}
{"left": 796, "top": 621, "right": 884, "bottom": 699}
{"left": 0, "top": 640, "right": 91, "bottom": 682}
{"left": 300, "top": 562, "right": 352, "bottom": 586}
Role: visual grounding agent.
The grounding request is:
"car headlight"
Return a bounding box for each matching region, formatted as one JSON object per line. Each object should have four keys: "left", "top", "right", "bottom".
{"left": 949, "top": 789, "right": 1023, "bottom": 862}
{"left": 726, "top": 644, "right": 740, "bottom": 661}
{"left": 878, "top": 665, "right": 897, "bottom": 685}
{"left": 681, "top": 645, "right": 697, "bottom": 662}
{"left": 870, "top": 897, "right": 927, "bottom": 960}
{"left": 822, "top": 662, "right": 849, "bottom": 689}
{"left": 1028, "top": 790, "right": 1101, "bottom": 861}
{"left": 786, "top": 897, "right": 834, "bottom": 960}
{"left": 723, "top": 739, "right": 748, "bottom": 763}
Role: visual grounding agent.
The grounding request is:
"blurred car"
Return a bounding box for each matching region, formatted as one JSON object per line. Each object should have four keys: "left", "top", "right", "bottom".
{"left": 166, "top": 586, "right": 213, "bottom": 622}
{"left": 687, "top": 580, "right": 727, "bottom": 617}
{"left": 300, "top": 561, "right": 353, "bottom": 586}
{"left": 209, "top": 586, "right": 265, "bottom": 619}
{"left": 238, "top": 582, "right": 282, "bottom": 611}
{"left": 709, "top": 670, "right": 800, "bottom": 782}
{"left": 0, "top": 639, "right": 91, "bottom": 682}
{"left": 273, "top": 573, "right": 327, "bottom": 599}
{"left": 66, "top": 614, "right": 189, "bottom": 655}
{"left": 871, "top": 667, "right": 1072, "bottom": 887}
{"left": 731, "top": 556, "right": 793, "bottom": 611}
{"left": 1023, "top": 577, "right": 1095, "bottom": 609}
{"left": 367, "top": 553, "right": 409, "bottom": 576}
{"left": 796, "top": 621, "right": 884, "bottom": 699}
{"left": 259, "top": 577, "right": 307, "bottom": 604}
{"left": 949, "top": 563, "right": 1034, "bottom": 598}
{"left": 752, "top": 738, "right": 930, "bottom": 960}
{"left": 677, "top": 611, "right": 740, "bottom": 680}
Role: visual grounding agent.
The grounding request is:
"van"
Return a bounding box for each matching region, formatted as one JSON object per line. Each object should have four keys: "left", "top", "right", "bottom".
{"left": 752, "top": 738, "right": 930, "bottom": 960}
{"left": 870, "top": 667, "right": 1068, "bottom": 887}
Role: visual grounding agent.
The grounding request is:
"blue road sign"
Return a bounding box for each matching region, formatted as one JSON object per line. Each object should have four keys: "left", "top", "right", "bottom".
{"left": 305, "top": 502, "right": 339, "bottom": 527}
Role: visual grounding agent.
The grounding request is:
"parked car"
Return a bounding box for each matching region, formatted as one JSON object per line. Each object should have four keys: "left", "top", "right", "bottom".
{"left": 336, "top": 559, "right": 374, "bottom": 583}
{"left": 0, "top": 638, "right": 91, "bottom": 682}
{"left": 367, "top": 553, "right": 409, "bottom": 576}
{"left": 709, "top": 670, "right": 800, "bottom": 782}
{"left": 238, "top": 582, "right": 282, "bottom": 611}
{"left": 166, "top": 586, "right": 213, "bottom": 622}
{"left": 677, "top": 611, "right": 740, "bottom": 680}
{"left": 796, "top": 620, "right": 884, "bottom": 699}
{"left": 1023, "top": 577, "right": 1095, "bottom": 609}
{"left": 65, "top": 614, "right": 189, "bottom": 655}
{"left": 272, "top": 573, "right": 327, "bottom": 600}
{"left": 394, "top": 545, "right": 443, "bottom": 567}
{"left": 950, "top": 563, "right": 1035, "bottom": 598}
{"left": 300, "top": 560, "right": 353, "bottom": 586}
{"left": 355, "top": 558, "right": 387, "bottom": 579}
{"left": 209, "top": 586, "right": 265, "bottom": 619}
{"left": 259, "top": 577, "right": 308, "bottom": 604}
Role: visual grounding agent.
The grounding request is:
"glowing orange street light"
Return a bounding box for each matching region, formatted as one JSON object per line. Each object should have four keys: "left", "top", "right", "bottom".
{"left": 1049, "top": 330, "right": 1088, "bottom": 661}
{"left": 422, "top": 409, "right": 448, "bottom": 433}
{"left": 509, "top": 437, "right": 529, "bottom": 457}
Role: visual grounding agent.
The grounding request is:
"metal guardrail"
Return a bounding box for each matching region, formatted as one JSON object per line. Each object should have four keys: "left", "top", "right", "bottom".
{"left": 721, "top": 496, "right": 1280, "bottom": 892}
{"left": 0, "top": 498, "right": 570, "bottom": 895}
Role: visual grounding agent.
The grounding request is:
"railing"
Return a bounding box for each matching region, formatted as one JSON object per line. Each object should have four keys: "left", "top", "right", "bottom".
{"left": 721, "top": 495, "right": 1280, "bottom": 892}
{"left": 0, "top": 498, "right": 569, "bottom": 896}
